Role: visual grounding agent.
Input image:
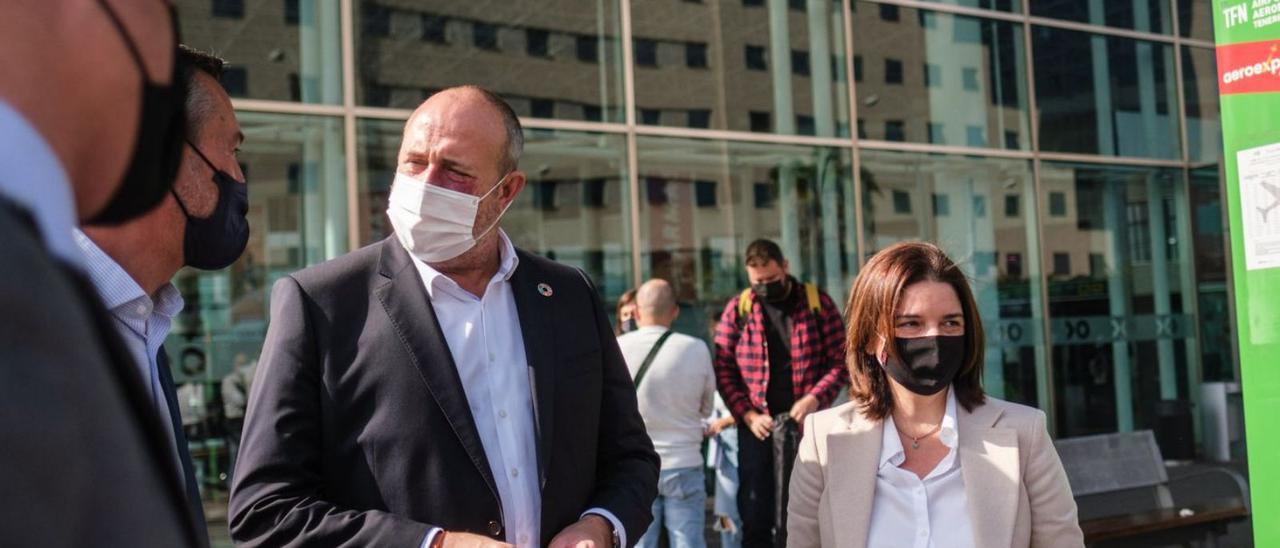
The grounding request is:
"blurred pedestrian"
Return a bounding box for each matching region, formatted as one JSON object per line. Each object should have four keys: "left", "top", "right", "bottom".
{"left": 616, "top": 287, "right": 638, "bottom": 335}
{"left": 618, "top": 279, "right": 715, "bottom": 548}
{"left": 706, "top": 394, "right": 742, "bottom": 548}
{"left": 75, "top": 45, "right": 249, "bottom": 540}
{"left": 0, "top": 1, "right": 201, "bottom": 545}
{"left": 713, "top": 239, "right": 848, "bottom": 548}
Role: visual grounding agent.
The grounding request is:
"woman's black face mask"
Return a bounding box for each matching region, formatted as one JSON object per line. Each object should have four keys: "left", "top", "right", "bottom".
{"left": 878, "top": 335, "right": 966, "bottom": 396}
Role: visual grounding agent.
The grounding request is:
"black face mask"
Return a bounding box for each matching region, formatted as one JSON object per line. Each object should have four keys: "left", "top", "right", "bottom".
{"left": 878, "top": 335, "right": 966, "bottom": 396}
{"left": 174, "top": 142, "right": 250, "bottom": 270}
{"left": 620, "top": 318, "right": 638, "bottom": 334}
{"left": 751, "top": 278, "right": 791, "bottom": 302}
{"left": 88, "top": 1, "right": 186, "bottom": 225}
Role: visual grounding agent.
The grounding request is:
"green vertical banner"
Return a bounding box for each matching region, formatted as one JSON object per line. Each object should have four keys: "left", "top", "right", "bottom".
{"left": 1214, "top": 1, "right": 1280, "bottom": 544}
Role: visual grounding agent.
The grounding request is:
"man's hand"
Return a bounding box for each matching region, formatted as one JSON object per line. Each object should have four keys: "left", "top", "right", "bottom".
{"left": 789, "top": 394, "right": 819, "bottom": 424}
{"left": 439, "top": 531, "right": 514, "bottom": 548}
{"left": 744, "top": 410, "right": 774, "bottom": 440}
{"left": 548, "top": 514, "right": 613, "bottom": 548}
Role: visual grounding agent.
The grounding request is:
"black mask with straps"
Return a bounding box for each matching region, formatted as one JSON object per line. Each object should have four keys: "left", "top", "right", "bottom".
{"left": 173, "top": 141, "right": 250, "bottom": 270}
{"left": 87, "top": 0, "right": 186, "bottom": 225}
{"left": 878, "top": 335, "right": 967, "bottom": 396}
{"left": 751, "top": 277, "right": 792, "bottom": 303}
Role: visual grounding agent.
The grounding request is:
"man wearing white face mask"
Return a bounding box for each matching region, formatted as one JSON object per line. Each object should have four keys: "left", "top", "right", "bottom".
{"left": 229, "top": 86, "right": 659, "bottom": 548}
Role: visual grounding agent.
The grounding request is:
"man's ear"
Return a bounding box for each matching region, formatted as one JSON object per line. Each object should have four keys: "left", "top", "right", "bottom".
{"left": 499, "top": 170, "right": 526, "bottom": 207}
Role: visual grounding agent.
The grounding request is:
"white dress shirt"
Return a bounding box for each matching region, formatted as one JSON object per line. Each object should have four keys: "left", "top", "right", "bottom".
{"left": 0, "top": 99, "right": 82, "bottom": 267}
{"left": 867, "top": 389, "right": 975, "bottom": 548}
{"left": 410, "top": 231, "right": 624, "bottom": 548}
{"left": 73, "top": 230, "right": 186, "bottom": 472}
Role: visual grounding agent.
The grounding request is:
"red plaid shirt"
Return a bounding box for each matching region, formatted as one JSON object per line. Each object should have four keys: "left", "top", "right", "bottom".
{"left": 713, "top": 281, "right": 849, "bottom": 421}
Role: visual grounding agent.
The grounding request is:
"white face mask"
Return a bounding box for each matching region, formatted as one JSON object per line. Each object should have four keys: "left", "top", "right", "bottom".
{"left": 386, "top": 171, "right": 513, "bottom": 263}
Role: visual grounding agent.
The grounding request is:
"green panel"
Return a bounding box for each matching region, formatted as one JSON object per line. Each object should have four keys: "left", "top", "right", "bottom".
{"left": 1213, "top": 2, "right": 1280, "bottom": 545}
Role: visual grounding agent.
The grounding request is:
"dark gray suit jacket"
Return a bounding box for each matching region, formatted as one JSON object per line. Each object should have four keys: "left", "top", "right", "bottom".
{"left": 0, "top": 199, "right": 202, "bottom": 547}
{"left": 229, "top": 236, "right": 659, "bottom": 546}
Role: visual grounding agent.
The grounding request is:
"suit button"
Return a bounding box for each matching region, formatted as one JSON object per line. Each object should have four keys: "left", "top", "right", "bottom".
{"left": 487, "top": 520, "right": 502, "bottom": 537}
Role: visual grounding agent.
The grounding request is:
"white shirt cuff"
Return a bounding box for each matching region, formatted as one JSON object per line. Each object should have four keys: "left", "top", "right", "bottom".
{"left": 421, "top": 527, "right": 443, "bottom": 548}
{"left": 582, "top": 507, "right": 626, "bottom": 548}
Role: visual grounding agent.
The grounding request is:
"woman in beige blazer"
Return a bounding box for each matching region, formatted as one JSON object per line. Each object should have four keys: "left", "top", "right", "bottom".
{"left": 787, "top": 242, "right": 1083, "bottom": 548}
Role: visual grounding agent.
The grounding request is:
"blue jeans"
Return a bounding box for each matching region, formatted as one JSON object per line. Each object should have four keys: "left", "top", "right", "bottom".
{"left": 638, "top": 466, "right": 707, "bottom": 548}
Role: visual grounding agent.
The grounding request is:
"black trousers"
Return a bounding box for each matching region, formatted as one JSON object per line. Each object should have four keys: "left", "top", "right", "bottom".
{"left": 737, "top": 413, "right": 799, "bottom": 548}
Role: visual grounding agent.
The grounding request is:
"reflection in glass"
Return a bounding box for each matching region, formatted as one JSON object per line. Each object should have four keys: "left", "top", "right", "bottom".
{"left": 630, "top": 0, "right": 849, "bottom": 136}
{"left": 906, "top": 0, "right": 1019, "bottom": 12}
{"left": 1033, "top": 26, "right": 1181, "bottom": 159}
{"left": 854, "top": 4, "right": 1029, "bottom": 150}
{"left": 1040, "top": 163, "right": 1197, "bottom": 447}
{"left": 1189, "top": 166, "right": 1234, "bottom": 382}
{"left": 1030, "top": 0, "right": 1173, "bottom": 34}
{"left": 635, "top": 137, "right": 855, "bottom": 340}
{"left": 358, "top": 121, "right": 633, "bottom": 300}
{"left": 353, "top": 1, "right": 625, "bottom": 120}
{"left": 1177, "top": 0, "right": 1217, "bottom": 41}
{"left": 177, "top": 0, "right": 343, "bottom": 104}
{"left": 168, "top": 112, "right": 348, "bottom": 384}
{"left": 1183, "top": 47, "right": 1223, "bottom": 163}
{"left": 860, "top": 151, "right": 1044, "bottom": 406}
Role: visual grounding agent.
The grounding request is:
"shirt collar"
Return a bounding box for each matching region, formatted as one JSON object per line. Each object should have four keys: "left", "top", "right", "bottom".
{"left": 410, "top": 229, "right": 520, "bottom": 299}
{"left": 878, "top": 388, "right": 962, "bottom": 469}
{"left": 73, "top": 229, "right": 184, "bottom": 316}
{"left": 0, "top": 100, "right": 81, "bottom": 267}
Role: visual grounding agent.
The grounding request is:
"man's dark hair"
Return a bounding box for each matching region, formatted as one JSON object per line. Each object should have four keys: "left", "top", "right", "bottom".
{"left": 439, "top": 85, "right": 524, "bottom": 173}
{"left": 744, "top": 239, "right": 786, "bottom": 267}
{"left": 177, "top": 45, "right": 227, "bottom": 140}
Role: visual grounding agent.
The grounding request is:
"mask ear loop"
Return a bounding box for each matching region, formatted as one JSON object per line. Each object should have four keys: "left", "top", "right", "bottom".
{"left": 472, "top": 171, "right": 515, "bottom": 242}
{"left": 171, "top": 141, "right": 215, "bottom": 220}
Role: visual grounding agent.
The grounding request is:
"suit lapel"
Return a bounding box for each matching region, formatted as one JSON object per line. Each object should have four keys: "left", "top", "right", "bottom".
{"left": 826, "top": 408, "right": 881, "bottom": 548}
{"left": 157, "top": 350, "right": 209, "bottom": 535}
{"left": 508, "top": 251, "right": 557, "bottom": 489}
{"left": 958, "top": 403, "right": 1019, "bottom": 548}
{"left": 373, "top": 238, "right": 500, "bottom": 504}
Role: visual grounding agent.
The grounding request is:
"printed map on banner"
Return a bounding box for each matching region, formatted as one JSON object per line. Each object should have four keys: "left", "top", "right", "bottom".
{"left": 1237, "top": 142, "right": 1280, "bottom": 270}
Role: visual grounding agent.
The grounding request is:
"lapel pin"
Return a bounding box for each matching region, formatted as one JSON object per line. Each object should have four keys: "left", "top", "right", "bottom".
{"left": 537, "top": 283, "right": 554, "bottom": 297}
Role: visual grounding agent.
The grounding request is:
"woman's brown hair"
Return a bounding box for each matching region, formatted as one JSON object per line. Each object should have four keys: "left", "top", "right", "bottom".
{"left": 845, "top": 241, "right": 986, "bottom": 420}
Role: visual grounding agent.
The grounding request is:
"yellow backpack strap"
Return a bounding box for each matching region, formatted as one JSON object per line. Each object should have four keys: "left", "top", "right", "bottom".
{"left": 805, "top": 283, "right": 821, "bottom": 314}
{"left": 737, "top": 288, "right": 754, "bottom": 320}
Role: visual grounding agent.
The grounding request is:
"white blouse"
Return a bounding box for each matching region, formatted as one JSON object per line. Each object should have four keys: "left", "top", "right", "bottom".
{"left": 866, "top": 390, "right": 975, "bottom": 548}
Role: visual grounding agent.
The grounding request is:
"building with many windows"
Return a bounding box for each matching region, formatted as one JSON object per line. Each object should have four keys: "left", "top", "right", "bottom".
{"left": 172, "top": 0, "right": 1243, "bottom": 543}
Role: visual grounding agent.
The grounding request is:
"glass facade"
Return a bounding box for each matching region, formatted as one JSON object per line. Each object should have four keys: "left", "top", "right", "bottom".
{"left": 174, "top": 0, "right": 1240, "bottom": 544}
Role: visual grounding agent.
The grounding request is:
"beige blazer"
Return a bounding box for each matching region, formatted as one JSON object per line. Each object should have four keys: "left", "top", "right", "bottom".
{"left": 787, "top": 397, "right": 1084, "bottom": 548}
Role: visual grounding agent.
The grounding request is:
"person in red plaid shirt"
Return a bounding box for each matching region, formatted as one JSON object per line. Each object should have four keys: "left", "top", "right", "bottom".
{"left": 713, "top": 239, "right": 849, "bottom": 548}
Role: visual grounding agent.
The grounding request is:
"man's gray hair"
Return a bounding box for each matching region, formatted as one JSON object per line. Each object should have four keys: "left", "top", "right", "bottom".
{"left": 177, "top": 45, "right": 227, "bottom": 141}
{"left": 448, "top": 85, "right": 524, "bottom": 173}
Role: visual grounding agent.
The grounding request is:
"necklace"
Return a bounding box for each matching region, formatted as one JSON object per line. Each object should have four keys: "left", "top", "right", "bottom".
{"left": 896, "top": 422, "right": 942, "bottom": 450}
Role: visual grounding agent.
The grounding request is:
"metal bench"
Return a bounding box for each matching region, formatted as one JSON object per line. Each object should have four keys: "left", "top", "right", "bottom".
{"left": 1054, "top": 430, "right": 1250, "bottom": 547}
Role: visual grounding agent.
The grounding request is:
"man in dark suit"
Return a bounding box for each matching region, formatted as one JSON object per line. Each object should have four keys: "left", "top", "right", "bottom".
{"left": 229, "top": 86, "right": 659, "bottom": 548}
{"left": 0, "top": 1, "right": 202, "bottom": 546}
{"left": 76, "top": 45, "right": 249, "bottom": 544}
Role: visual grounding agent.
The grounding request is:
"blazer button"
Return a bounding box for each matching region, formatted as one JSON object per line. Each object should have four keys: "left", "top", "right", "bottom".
{"left": 487, "top": 520, "right": 502, "bottom": 537}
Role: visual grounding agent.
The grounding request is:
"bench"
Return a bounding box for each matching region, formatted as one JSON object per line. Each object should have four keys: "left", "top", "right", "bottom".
{"left": 1054, "top": 430, "right": 1250, "bottom": 547}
